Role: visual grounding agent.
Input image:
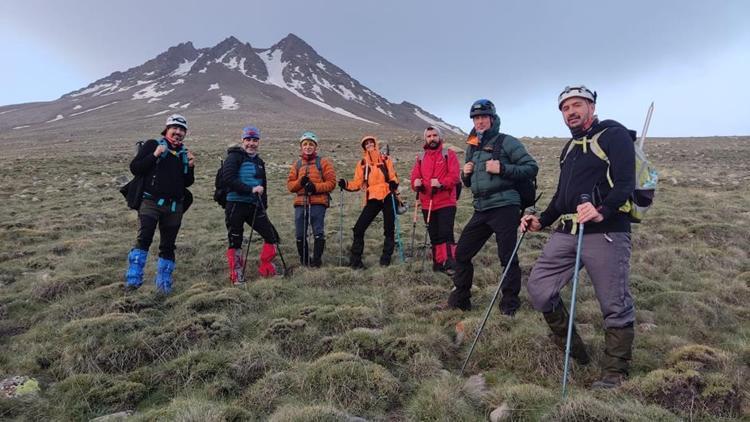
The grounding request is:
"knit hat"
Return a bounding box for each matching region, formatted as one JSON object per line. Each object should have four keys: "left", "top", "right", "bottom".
{"left": 242, "top": 126, "right": 261, "bottom": 139}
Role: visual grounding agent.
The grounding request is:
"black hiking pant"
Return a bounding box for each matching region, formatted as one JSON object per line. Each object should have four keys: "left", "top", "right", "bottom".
{"left": 225, "top": 201, "right": 279, "bottom": 249}
{"left": 136, "top": 199, "right": 183, "bottom": 261}
{"left": 350, "top": 195, "right": 396, "bottom": 261}
{"left": 449, "top": 205, "right": 521, "bottom": 312}
{"left": 422, "top": 206, "right": 456, "bottom": 245}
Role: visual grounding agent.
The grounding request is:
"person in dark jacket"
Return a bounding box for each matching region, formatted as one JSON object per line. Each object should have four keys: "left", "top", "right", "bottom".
{"left": 440, "top": 99, "right": 538, "bottom": 315}
{"left": 410, "top": 126, "right": 461, "bottom": 274}
{"left": 125, "top": 114, "right": 195, "bottom": 294}
{"left": 223, "top": 125, "right": 280, "bottom": 283}
{"left": 520, "top": 85, "right": 636, "bottom": 389}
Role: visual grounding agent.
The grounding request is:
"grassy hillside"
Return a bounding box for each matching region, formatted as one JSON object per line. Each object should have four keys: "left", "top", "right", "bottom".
{"left": 0, "top": 134, "right": 748, "bottom": 421}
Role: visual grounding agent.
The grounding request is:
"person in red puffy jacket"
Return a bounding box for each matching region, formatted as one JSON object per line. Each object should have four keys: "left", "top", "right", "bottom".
{"left": 410, "top": 126, "right": 461, "bottom": 274}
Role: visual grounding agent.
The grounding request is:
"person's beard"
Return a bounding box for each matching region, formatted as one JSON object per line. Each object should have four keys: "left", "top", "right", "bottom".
{"left": 426, "top": 140, "right": 440, "bottom": 150}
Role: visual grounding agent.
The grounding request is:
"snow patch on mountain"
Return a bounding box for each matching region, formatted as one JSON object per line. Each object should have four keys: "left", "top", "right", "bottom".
{"left": 46, "top": 114, "right": 64, "bottom": 123}
{"left": 70, "top": 102, "right": 118, "bottom": 116}
{"left": 171, "top": 57, "right": 199, "bottom": 76}
{"left": 208, "top": 83, "right": 220, "bottom": 91}
{"left": 220, "top": 95, "right": 239, "bottom": 110}
{"left": 70, "top": 83, "right": 114, "bottom": 97}
{"left": 132, "top": 84, "right": 174, "bottom": 100}
{"left": 180, "top": 103, "right": 190, "bottom": 109}
{"left": 13, "top": 125, "right": 30, "bottom": 130}
{"left": 171, "top": 79, "right": 185, "bottom": 85}
{"left": 169, "top": 102, "right": 180, "bottom": 108}
{"left": 259, "top": 48, "right": 375, "bottom": 124}
{"left": 413, "top": 109, "right": 463, "bottom": 135}
{"left": 73, "top": 105, "right": 82, "bottom": 110}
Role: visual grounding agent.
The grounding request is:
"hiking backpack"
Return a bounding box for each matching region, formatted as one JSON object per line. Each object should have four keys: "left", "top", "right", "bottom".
{"left": 561, "top": 127, "right": 658, "bottom": 222}
{"left": 120, "top": 139, "right": 192, "bottom": 211}
{"left": 417, "top": 150, "right": 463, "bottom": 200}
{"left": 213, "top": 158, "right": 229, "bottom": 208}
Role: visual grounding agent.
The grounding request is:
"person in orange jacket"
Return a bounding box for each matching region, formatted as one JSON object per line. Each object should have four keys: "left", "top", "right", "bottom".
{"left": 338, "top": 135, "right": 399, "bottom": 268}
{"left": 286, "top": 131, "right": 336, "bottom": 267}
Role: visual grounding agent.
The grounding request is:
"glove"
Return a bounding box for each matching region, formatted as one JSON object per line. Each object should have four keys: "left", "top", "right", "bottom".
{"left": 388, "top": 181, "right": 398, "bottom": 192}
{"left": 304, "top": 182, "right": 316, "bottom": 194}
{"left": 300, "top": 175, "right": 310, "bottom": 186}
{"left": 338, "top": 179, "right": 347, "bottom": 190}
{"left": 416, "top": 185, "right": 425, "bottom": 193}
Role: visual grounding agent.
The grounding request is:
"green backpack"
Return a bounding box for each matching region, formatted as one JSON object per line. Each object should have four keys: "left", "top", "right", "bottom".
{"left": 562, "top": 127, "right": 658, "bottom": 223}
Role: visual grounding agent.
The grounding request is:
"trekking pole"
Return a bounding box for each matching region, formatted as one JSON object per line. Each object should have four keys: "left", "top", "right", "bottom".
{"left": 460, "top": 230, "right": 527, "bottom": 376}
{"left": 338, "top": 187, "right": 344, "bottom": 267}
{"left": 255, "top": 193, "right": 290, "bottom": 277}
{"left": 304, "top": 192, "right": 311, "bottom": 266}
{"left": 241, "top": 199, "right": 261, "bottom": 280}
{"left": 562, "top": 193, "right": 591, "bottom": 400}
{"left": 637, "top": 101, "right": 655, "bottom": 150}
{"left": 390, "top": 193, "right": 405, "bottom": 263}
{"left": 420, "top": 188, "right": 435, "bottom": 272}
{"left": 408, "top": 192, "right": 419, "bottom": 261}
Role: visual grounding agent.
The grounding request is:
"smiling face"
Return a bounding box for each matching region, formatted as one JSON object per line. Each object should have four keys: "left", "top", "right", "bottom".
{"left": 561, "top": 97, "right": 596, "bottom": 132}
{"left": 363, "top": 138, "right": 376, "bottom": 151}
{"left": 164, "top": 125, "right": 186, "bottom": 143}
{"left": 242, "top": 137, "right": 260, "bottom": 154}
{"left": 300, "top": 139, "right": 317, "bottom": 156}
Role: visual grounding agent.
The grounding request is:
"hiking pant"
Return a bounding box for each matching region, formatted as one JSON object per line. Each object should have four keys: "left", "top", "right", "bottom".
{"left": 449, "top": 205, "right": 521, "bottom": 312}
{"left": 422, "top": 206, "right": 456, "bottom": 245}
{"left": 350, "top": 195, "right": 396, "bottom": 259}
{"left": 295, "top": 204, "right": 326, "bottom": 239}
{"left": 225, "top": 201, "right": 279, "bottom": 249}
{"left": 527, "top": 231, "right": 634, "bottom": 329}
{"left": 135, "top": 198, "right": 183, "bottom": 261}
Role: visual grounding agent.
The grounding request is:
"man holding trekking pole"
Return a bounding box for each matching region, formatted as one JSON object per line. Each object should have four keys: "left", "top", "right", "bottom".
{"left": 409, "top": 126, "right": 461, "bottom": 274}
{"left": 287, "top": 131, "right": 337, "bottom": 267}
{"left": 438, "top": 99, "right": 538, "bottom": 315}
{"left": 521, "top": 85, "right": 637, "bottom": 389}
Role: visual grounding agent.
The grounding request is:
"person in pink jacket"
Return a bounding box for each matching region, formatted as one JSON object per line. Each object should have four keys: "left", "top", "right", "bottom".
{"left": 410, "top": 126, "right": 461, "bottom": 274}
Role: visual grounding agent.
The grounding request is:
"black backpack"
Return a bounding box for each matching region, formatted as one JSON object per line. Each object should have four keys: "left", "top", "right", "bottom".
{"left": 213, "top": 158, "right": 229, "bottom": 208}
{"left": 492, "top": 134, "right": 538, "bottom": 211}
{"left": 120, "top": 139, "right": 193, "bottom": 212}
{"left": 466, "top": 133, "right": 538, "bottom": 211}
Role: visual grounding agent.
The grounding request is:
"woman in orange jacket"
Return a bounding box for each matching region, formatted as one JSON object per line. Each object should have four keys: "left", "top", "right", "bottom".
{"left": 338, "top": 135, "right": 399, "bottom": 268}
{"left": 287, "top": 131, "right": 336, "bottom": 267}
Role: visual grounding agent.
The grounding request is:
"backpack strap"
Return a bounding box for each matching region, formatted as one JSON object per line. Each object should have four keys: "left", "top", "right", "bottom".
{"left": 561, "top": 128, "right": 610, "bottom": 185}
{"left": 490, "top": 133, "right": 507, "bottom": 161}
{"left": 156, "top": 138, "right": 189, "bottom": 174}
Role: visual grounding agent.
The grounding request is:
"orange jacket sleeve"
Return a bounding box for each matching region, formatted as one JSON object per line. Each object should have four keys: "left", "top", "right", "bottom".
{"left": 287, "top": 162, "right": 303, "bottom": 193}
{"left": 346, "top": 161, "right": 364, "bottom": 191}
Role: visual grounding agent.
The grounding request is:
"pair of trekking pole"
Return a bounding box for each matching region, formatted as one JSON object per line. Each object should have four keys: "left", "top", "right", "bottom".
{"left": 459, "top": 194, "right": 589, "bottom": 402}
{"left": 303, "top": 192, "right": 312, "bottom": 267}
{"left": 240, "top": 192, "right": 289, "bottom": 278}
{"left": 420, "top": 188, "right": 436, "bottom": 272}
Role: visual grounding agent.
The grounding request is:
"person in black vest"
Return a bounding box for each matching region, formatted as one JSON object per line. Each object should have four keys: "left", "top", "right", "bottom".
{"left": 125, "top": 114, "right": 195, "bottom": 294}
{"left": 438, "top": 100, "right": 538, "bottom": 315}
{"left": 520, "top": 85, "right": 636, "bottom": 389}
{"left": 223, "top": 125, "right": 280, "bottom": 283}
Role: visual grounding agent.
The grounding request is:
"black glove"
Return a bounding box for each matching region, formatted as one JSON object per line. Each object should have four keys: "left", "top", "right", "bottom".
{"left": 388, "top": 181, "right": 398, "bottom": 192}
{"left": 338, "top": 179, "right": 347, "bottom": 190}
{"left": 416, "top": 185, "right": 425, "bottom": 193}
{"left": 300, "top": 175, "right": 310, "bottom": 186}
{"left": 304, "top": 182, "right": 316, "bottom": 194}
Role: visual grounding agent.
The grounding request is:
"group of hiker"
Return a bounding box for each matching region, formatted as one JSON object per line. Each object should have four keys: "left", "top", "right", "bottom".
{"left": 122, "top": 85, "right": 641, "bottom": 389}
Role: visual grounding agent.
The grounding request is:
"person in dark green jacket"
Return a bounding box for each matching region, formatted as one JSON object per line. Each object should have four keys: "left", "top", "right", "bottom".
{"left": 439, "top": 99, "right": 538, "bottom": 314}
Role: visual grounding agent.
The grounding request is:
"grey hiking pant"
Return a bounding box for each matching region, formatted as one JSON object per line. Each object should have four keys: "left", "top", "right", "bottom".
{"left": 527, "top": 231, "right": 635, "bottom": 328}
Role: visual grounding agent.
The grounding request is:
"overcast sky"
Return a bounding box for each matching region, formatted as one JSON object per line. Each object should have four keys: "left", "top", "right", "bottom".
{"left": 2, "top": 0, "right": 748, "bottom": 137}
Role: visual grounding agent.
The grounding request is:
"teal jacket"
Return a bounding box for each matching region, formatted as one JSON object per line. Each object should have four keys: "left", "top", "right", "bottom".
{"left": 462, "top": 118, "right": 538, "bottom": 211}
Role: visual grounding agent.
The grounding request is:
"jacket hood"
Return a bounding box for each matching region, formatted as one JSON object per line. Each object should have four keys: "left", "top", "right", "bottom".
{"left": 466, "top": 114, "right": 501, "bottom": 147}
{"left": 360, "top": 135, "right": 380, "bottom": 150}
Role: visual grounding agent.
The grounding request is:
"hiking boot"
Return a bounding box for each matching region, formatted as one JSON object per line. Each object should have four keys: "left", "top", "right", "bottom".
{"left": 594, "top": 324, "right": 634, "bottom": 388}
{"left": 379, "top": 255, "right": 391, "bottom": 267}
{"left": 543, "top": 304, "right": 590, "bottom": 365}
{"left": 311, "top": 236, "right": 325, "bottom": 268}
{"left": 125, "top": 248, "right": 148, "bottom": 289}
{"left": 500, "top": 306, "right": 517, "bottom": 318}
{"left": 258, "top": 242, "right": 277, "bottom": 277}
{"left": 155, "top": 257, "right": 175, "bottom": 294}
{"left": 349, "top": 254, "right": 365, "bottom": 270}
{"left": 226, "top": 248, "right": 245, "bottom": 285}
{"left": 436, "top": 299, "right": 471, "bottom": 312}
{"left": 592, "top": 373, "right": 626, "bottom": 389}
{"left": 296, "top": 238, "right": 309, "bottom": 266}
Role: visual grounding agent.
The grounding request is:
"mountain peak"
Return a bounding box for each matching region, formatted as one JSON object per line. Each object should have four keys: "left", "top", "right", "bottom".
{"left": 271, "top": 33, "right": 318, "bottom": 55}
